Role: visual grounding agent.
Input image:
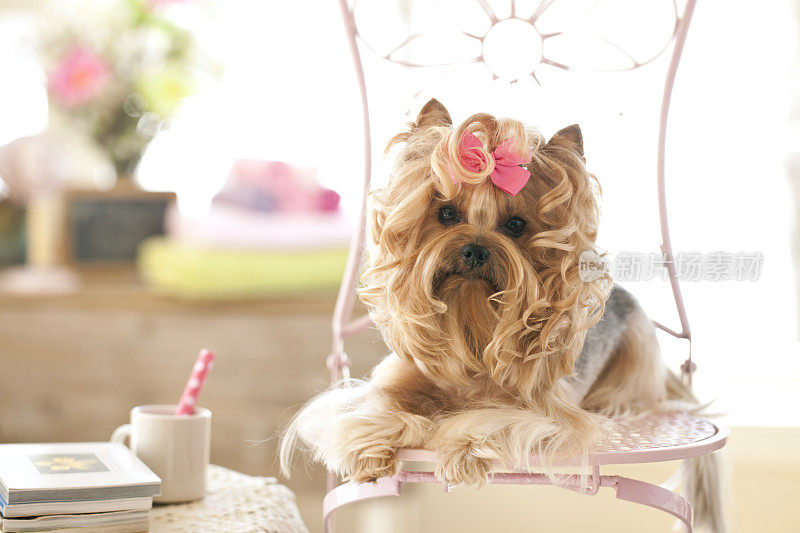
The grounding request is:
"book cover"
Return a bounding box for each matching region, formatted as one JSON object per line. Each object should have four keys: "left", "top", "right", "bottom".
{"left": 0, "top": 494, "right": 152, "bottom": 518}
{"left": 1, "top": 509, "right": 148, "bottom": 532}
{"left": 0, "top": 443, "right": 160, "bottom": 504}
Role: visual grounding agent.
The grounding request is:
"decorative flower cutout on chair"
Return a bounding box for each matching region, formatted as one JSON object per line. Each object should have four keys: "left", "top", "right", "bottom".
{"left": 349, "top": 0, "right": 680, "bottom": 83}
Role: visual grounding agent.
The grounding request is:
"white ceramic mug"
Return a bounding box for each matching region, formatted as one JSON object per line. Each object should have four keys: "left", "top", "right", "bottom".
{"left": 111, "top": 405, "right": 211, "bottom": 503}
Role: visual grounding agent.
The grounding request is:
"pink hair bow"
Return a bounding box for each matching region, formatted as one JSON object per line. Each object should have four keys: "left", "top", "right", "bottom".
{"left": 449, "top": 132, "right": 532, "bottom": 196}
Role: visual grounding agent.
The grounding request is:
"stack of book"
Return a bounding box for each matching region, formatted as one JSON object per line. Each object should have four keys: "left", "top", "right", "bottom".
{"left": 138, "top": 159, "right": 351, "bottom": 299}
{"left": 0, "top": 442, "right": 161, "bottom": 532}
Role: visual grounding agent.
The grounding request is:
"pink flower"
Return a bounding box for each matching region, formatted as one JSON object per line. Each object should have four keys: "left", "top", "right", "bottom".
{"left": 49, "top": 47, "right": 111, "bottom": 107}
{"left": 146, "top": 0, "right": 188, "bottom": 9}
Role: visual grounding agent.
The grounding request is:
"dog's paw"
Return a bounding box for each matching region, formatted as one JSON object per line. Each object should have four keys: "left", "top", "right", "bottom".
{"left": 341, "top": 449, "right": 399, "bottom": 484}
{"left": 435, "top": 444, "right": 492, "bottom": 488}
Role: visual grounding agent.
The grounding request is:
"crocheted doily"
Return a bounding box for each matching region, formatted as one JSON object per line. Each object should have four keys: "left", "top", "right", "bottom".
{"left": 150, "top": 465, "right": 308, "bottom": 533}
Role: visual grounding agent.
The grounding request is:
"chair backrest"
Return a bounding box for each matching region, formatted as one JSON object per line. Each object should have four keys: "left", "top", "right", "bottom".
{"left": 329, "top": 0, "right": 698, "bottom": 385}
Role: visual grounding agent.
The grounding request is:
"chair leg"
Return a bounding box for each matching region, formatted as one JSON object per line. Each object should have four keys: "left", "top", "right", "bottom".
{"left": 613, "top": 476, "right": 693, "bottom": 532}
{"left": 323, "top": 477, "right": 402, "bottom": 533}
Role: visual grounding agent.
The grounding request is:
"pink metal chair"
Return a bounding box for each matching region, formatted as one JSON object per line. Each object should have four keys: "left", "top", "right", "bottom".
{"left": 323, "top": 0, "right": 727, "bottom": 530}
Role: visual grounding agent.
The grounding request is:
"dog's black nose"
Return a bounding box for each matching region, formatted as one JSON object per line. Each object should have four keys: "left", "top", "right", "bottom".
{"left": 461, "top": 244, "right": 490, "bottom": 268}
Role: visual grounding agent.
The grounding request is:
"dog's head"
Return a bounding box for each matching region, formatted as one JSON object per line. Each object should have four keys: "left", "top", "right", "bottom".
{"left": 360, "top": 99, "right": 609, "bottom": 399}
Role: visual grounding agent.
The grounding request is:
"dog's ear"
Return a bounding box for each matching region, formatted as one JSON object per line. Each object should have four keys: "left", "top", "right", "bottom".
{"left": 385, "top": 99, "right": 452, "bottom": 154}
{"left": 545, "top": 124, "right": 584, "bottom": 157}
{"left": 416, "top": 98, "right": 452, "bottom": 128}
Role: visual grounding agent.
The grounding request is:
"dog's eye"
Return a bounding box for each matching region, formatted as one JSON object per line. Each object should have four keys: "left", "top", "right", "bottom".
{"left": 502, "top": 217, "right": 526, "bottom": 237}
{"left": 437, "top": 205, "right": 461, "bottom": 225}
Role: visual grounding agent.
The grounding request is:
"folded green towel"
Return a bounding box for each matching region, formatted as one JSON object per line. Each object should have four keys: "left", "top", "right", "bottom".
{"left": 138, "top": 237, "right": 348, "bottom": 299}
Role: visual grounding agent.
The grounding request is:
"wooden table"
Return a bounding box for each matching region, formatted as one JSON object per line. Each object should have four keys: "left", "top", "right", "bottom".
{"left": 0, "top": 267, "right": 384, "bottom": 496}
{"left": 150, "top": 465, "right": 309, "bottom": 532}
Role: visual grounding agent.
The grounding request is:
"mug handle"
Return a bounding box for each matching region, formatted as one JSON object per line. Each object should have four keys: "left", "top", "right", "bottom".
{"left": 111, "top": 424, "right": 131, "bottom": 445}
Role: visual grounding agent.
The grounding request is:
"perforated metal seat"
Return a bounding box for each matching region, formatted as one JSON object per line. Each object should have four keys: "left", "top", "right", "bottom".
{"left": 323, "top": 413, "right": 728, "bottom": 531}
{"left": 398, "top": 412, "right": 727, "bottom": 465}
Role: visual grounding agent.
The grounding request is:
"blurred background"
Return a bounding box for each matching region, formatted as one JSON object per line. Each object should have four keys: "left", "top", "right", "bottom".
{"left": 0, "top": 0, "right": 798, "bottom": 531}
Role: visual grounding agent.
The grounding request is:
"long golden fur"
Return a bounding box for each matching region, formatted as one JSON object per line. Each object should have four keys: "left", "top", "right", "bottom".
{"left": 280, "top": 99, "right": 724, "bottom": 531}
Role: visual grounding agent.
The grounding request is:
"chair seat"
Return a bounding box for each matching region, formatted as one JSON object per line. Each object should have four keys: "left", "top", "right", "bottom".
{"left": 397, "top": 411, "right": 728, "bottom": 467}
{"left": 324, "top": 412, "right": 726, "bottom": 532}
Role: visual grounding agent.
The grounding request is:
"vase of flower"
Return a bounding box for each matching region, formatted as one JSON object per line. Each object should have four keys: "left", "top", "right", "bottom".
{"left": 40, "top": 0, "right": 217, "bottom": 178}
{"left": 0, "top": 0, "right": 217, "bottom": 294}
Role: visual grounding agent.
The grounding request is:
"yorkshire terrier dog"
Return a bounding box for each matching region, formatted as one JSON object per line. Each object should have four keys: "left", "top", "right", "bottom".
{"left": 282, "top": 99, "right": 723, "bottom": 531}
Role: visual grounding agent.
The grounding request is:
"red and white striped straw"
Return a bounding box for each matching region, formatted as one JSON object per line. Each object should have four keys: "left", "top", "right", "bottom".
{"left": 175, "top": 349, "right": 216, "bottom": 416}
